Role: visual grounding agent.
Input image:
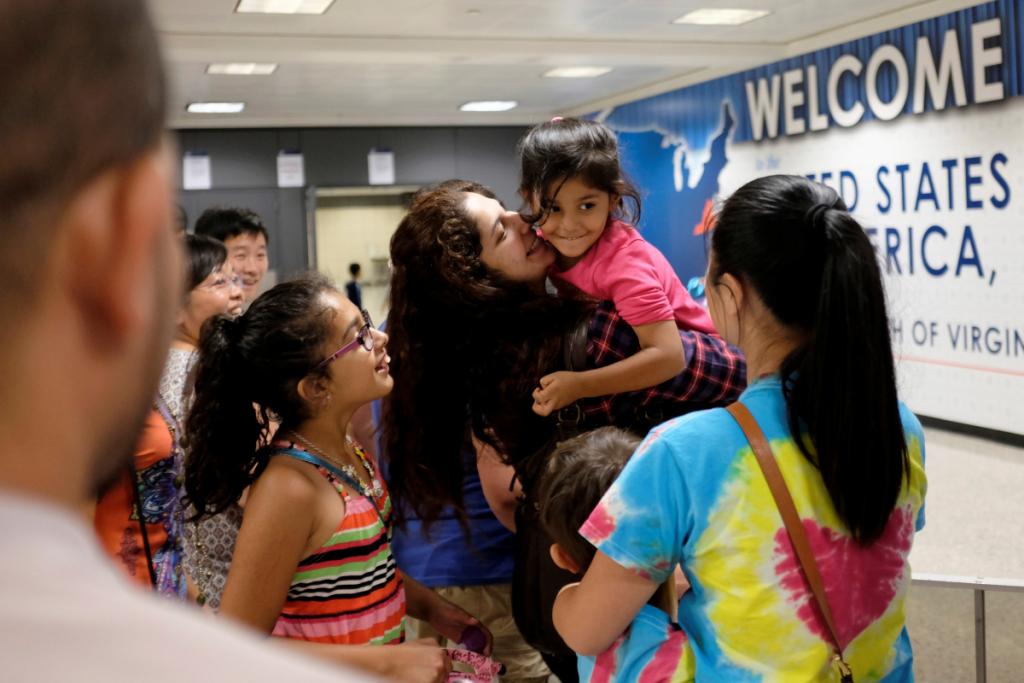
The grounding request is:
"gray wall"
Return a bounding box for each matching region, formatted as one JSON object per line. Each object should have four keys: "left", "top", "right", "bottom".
{"left": 175, "top": 127, "right": 527, "bottom": 279}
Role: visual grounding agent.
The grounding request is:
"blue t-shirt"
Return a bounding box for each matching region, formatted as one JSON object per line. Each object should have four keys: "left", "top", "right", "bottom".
{"left": 578, "top": 604, "right": 694, "bottom": 683}
{"left": 345, "top": 280, "right": 362, "bottom": 309}
{"left": 389, "top": 446, "right": 516, "bottom": 587}
{"left": 582, "top": 376, "right": 927, "bottom": 682}
{"left": 371, "top": 319, "right": 515, "bottom": 588}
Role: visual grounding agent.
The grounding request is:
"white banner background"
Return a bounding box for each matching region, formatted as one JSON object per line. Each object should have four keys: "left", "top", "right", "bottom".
{"left": 720, "top": 97, "right": 1023, "bottom": 434}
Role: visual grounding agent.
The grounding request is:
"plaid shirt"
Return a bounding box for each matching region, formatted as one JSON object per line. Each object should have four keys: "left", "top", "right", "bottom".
{"left": 578, "top": 301, "right": 746, "bottom": 429}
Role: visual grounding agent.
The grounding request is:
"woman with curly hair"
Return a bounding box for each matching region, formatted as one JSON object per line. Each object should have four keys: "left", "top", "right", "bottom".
{"left": 382, "top": 180, "right": 746, "bottom": 681}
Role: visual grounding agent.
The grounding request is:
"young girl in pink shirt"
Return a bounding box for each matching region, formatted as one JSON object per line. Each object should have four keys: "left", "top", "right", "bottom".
{"left": 518, "top": 117, "right": 717, "bottom": 416}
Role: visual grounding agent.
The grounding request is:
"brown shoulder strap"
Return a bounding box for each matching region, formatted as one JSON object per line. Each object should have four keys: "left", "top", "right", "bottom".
{"left": 726, "top": 402, "right": 853, "bottom": 682}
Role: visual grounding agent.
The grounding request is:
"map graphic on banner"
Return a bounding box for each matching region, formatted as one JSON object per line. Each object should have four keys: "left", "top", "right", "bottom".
{"left": 597, "top": 0, "right": 1023, "bottom": 435}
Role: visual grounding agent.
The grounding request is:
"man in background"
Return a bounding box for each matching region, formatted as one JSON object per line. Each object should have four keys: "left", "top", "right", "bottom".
{"left": 346, "top": 262, "right": 364, "bottom": 309}
{"left": 0, "top": 2, "right": 371, "bottom": 680}
{"left": 195, "top": 207, "right": 270, "bottom": 303}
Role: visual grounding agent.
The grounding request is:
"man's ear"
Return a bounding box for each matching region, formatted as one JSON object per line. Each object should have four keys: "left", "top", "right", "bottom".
{"left": 550, "top": 543, "right": 581, "bottom": 575}
{"left": 59, "top": 144, "right": 174, "bottom": 351}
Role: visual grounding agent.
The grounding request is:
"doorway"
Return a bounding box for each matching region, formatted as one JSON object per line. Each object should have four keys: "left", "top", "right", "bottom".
{"left": 312, "top": 186, "right": 419, "bottom": 326}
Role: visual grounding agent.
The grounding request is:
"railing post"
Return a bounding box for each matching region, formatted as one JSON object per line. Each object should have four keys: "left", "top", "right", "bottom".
{"left": 974, "top": 588, "right": 986, "bottom": 683}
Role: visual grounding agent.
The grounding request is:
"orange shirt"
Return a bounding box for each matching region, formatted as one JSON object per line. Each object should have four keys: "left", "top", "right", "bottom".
{"left": 94, "top": 408, "right": 186, "bottom": 597}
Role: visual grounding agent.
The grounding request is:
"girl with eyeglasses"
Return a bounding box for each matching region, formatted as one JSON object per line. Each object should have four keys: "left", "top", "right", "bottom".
{"left": 185, "top": 274, "right": 489, "bottom": 683}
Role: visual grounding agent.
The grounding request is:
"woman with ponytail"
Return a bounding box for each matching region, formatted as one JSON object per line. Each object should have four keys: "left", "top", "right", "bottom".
{"left": 553, "top": 175, "right": 927, "bottom": 681}
{"left": 185, "top": 274, "right": 486, "bottom": 683}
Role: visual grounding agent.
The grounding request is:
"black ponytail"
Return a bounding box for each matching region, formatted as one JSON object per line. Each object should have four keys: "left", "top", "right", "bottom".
{"left": 712, "top": 175, "right": 908, "bottom": 544}
{"left": 184, "top": 315, "right": 264, "bottom": 517}
{"left": 184, "top": 273, "right": 339, "bottom": 518}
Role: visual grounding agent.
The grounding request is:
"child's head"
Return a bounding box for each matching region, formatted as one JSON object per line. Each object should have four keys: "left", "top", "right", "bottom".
{"left": 517, "top": 118, "right": 641, "bottom": 265}
{"left": 538, "top": 426, "right": 641, "bottom": 574}
{"left": 349, "top": 262, "right": 361, "bottom": 279}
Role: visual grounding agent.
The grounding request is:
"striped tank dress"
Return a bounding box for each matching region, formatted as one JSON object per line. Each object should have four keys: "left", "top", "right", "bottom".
{"left": 271, "top": 461, "right": 406, "bottom": 645}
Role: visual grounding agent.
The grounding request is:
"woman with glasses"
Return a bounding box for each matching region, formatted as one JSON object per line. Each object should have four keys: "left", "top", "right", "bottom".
{"left": 94, "top": 234, "right": 242, "bottom": 599}
{"left": 184, "top": 274, "right": 487, "bottom": 683}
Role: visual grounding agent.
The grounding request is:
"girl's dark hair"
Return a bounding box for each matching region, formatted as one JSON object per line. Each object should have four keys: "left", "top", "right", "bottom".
{"left": 184, "top": 234, "right": 227, "bottom": 293}
{"left": 383, "top": 179, "right": 592, "bottom": 526}
{"left": 538, "top": 427, "right": 639, "bottom": 570}
{"left": 710, "top": 174, "right": 908, "bottom": 544}
{"left": 517, "top": 117, "right": 641, "bottom": 225}
{"left": 185, "top": 273, "right": 339, "bottom": 517}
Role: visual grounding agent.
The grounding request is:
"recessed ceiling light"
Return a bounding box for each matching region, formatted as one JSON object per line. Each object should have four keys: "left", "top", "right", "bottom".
{"left": 235, "top": 0, "right": 335, "bottom": 14}
{"left": 543, "top": 66, "right": 613, "bottom": 79}
{"left": 186, "top": 102, "right": 246, "bottom": 114}
{"left": 459, "top": 100, "right": 518, "bottom": 112}
{"left": 206, "top": 63, "right": 278, "bottom": 75}
{"left": 672, "top": 8, "right": 770, "bottom": 25}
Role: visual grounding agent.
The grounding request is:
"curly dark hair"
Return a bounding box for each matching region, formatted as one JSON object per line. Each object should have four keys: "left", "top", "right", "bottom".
{"left": 383, "top": 180, "right": 593, "bottom": 526}
{"left": 185, "top": 273, "right": 338, "bottom": 518}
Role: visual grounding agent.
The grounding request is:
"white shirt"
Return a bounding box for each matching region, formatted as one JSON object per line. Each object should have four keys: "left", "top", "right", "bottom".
{"left": 0, "top": 491, "right": 377, "bottom": 682}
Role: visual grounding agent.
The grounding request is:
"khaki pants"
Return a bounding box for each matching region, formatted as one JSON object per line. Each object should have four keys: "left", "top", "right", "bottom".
{"left": 407, "top": 583, "right": 552, "bottom": 683}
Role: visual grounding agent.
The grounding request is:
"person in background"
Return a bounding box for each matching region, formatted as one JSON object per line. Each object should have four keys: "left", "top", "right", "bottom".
{"left": 0, "top": 1, "right": 370, "bottom": 680}
{"left": 173, "top": 234, "right": 244, "bottom": 608}
{"left": 552, "top": 175, "right": 927, "bottom": 681}
{"left": 346, "top": 262, "right": 363, "bottom": 309}
{"left": 195, "top": 206, "right": 270, "bottom": 304}
{"left": 94, "top": 234, "right": 242, "bottom": 598}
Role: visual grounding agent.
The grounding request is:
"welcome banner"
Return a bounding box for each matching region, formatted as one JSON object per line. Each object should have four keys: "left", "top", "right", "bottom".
{"left": 600, "top": 1, "right": 1023, "bottom": 435}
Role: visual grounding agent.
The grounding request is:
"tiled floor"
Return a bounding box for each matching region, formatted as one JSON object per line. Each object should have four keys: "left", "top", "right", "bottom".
{"left": 908, "top": 427, "right": 1024, "bottom": 682}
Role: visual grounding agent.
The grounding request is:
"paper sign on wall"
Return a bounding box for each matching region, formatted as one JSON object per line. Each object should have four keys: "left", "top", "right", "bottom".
{"left": 182, "top": 151, "right": 211, "bottom": 190}
{"left": 367, "top": 148, "right": 395, "bottom": 185}
{"left": 277, "top": 151, "right": 305, "bottom": 188}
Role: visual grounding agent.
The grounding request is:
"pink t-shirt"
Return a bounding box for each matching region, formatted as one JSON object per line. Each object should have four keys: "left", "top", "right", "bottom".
{"left": 552, "top": 219, "right": 716, "bottom": 333}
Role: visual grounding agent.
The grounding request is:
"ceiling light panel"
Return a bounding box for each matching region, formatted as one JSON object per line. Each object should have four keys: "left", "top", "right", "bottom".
{"left": 235, "top": 0, "right": 335, "bottom": 15}
{"left": 672, "top": 8, "right": 770, "bottom": 26}
{"left": 543, "top": 67, "right": 613, "bottom": 79}
{"left": 187, "top": 102, "right": 246, "bottom": 114}
{"left": 459, "top": 100, "right": 518, "bottom": 112}
{"left": 206, "top": 63, "right": 278, "bottom": 75}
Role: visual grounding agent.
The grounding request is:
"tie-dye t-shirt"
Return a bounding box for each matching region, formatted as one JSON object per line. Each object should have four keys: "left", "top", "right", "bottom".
{"left": 580, "top": 376, "right": 927, "bottom": 682}
{"left": 578, "top": 604, "right": 695, "bottom": 683}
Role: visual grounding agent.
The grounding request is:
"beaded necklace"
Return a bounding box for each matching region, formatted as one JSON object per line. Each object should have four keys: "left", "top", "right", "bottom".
{"left": 287, "top": 430, "right": 384, "bottom": 498}
{"left": 282, "top": 431, "right": 390, "bottom": 535}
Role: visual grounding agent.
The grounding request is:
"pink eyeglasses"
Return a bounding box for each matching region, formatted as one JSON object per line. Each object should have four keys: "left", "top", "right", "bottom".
{"left": 316, "top": 309, "right": 375, "bottom": 369}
